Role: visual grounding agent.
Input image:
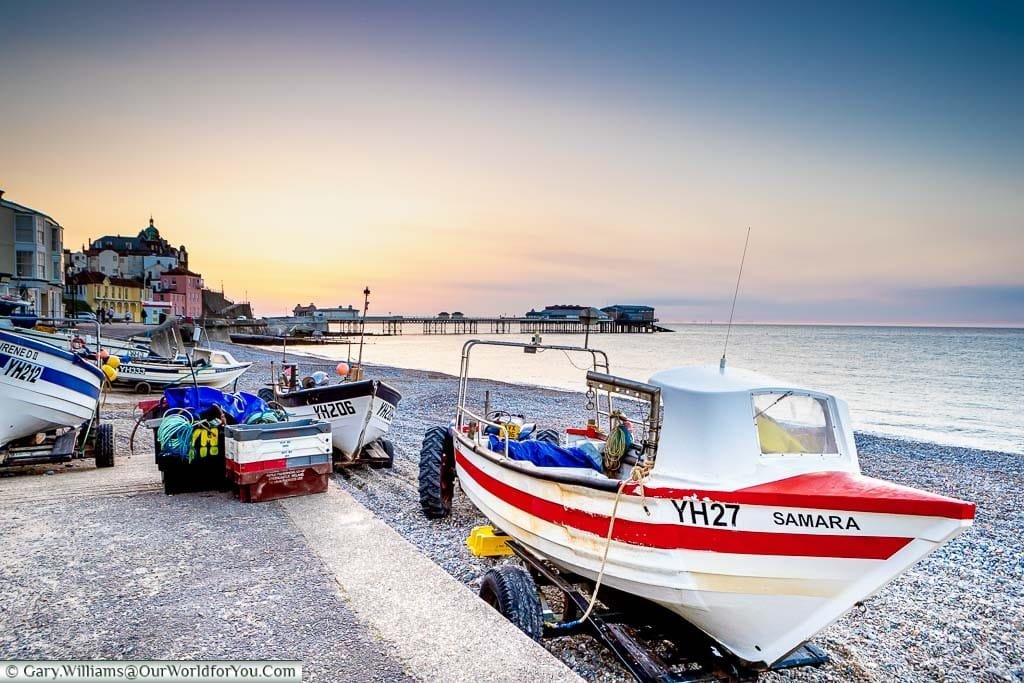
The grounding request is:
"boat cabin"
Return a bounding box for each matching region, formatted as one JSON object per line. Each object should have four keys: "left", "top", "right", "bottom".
{"left": 455, "top": 340, "right": 859, "bottom": 491}
{"left": 649, "top": 365, "right": 859, "bottom": 488}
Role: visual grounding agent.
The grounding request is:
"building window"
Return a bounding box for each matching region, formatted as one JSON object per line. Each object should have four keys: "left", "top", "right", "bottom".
{"left": 52, "top": 255, "right": 61, "bottom": 282}
{"left": 37, "top": 229, "right": 45, "bottom": 246}
{"left": 15, "top": 215, "right": 34, "bottom": 242}
{"left": 16, "top": 251, "right": 34, "bottom": 277}
{"left": 51, "top": 227, "right": 60, "bottom": 250}
{"left": 37, "top": 253, "right": 46, "bottom": 280}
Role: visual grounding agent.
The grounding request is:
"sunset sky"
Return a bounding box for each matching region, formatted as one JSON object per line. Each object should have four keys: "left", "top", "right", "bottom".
{"left": 1, "top": 1, "right": 1021, "bottom": 324}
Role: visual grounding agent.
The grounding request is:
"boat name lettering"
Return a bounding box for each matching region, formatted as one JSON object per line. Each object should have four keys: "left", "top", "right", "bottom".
{"left": 0, "top": 342, "right": 40, "bottom": 362}
{"left": 313, "top": 400, "right": 357, "bottom": 420}
{"left": 376, "top": 402, "right": 395, "bottom": 423}
{"left": 119, "top": 365, "right": 147, "bottom": 375}
{"left": 671, "top": 500, "right": 739, "bottom": 527}
{"left": 772, "top": 511, "right": 861, "bottom": 531}
{"left": 2, "top": 357, "right": 43, "bottom": 384}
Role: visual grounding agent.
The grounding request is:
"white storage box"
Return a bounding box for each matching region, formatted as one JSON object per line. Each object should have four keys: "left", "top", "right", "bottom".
{"left": 225, "top": 419, "right": 332, "bottom": 465}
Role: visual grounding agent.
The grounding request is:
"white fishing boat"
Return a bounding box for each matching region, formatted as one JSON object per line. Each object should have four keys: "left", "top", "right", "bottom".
{"left": 0, "top": 328, "right": 106, "bottom": 448}
{"left": 419, "top": 339, "right": 975, "bottom": 670}
{"left": 113, "top": 348, "right": 252, "bottom": 392}
{"left": 266, "top": 366, "right": 401, "bottom": 466}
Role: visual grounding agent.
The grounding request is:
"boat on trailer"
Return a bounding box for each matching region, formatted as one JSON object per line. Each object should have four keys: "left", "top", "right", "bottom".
{"left": 418, "top": 339, "right": 974, "bottom": 675}
{"left": 0, "top": 327, "right": 115, "bottom": 467}
{"left": 263, "top": 362, "right": 401, "bottom": 468}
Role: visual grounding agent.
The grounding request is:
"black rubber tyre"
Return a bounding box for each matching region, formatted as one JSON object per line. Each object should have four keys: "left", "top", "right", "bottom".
{"left": 418, "top": 426, "right": 455, "bottom": 518}
{"left": 257, "top": 388, "right": 275, "bottom": 403}
{"left": 94, "top": 423, "right": 115, "bottom": 468}
{"left": 135, "top": 382, "right": 152, "bottom": 395}
{"left": 479, "top": 565, "right": 544, "bottom": 640}
{"left": 535, "top": 428, "right": 560, "bottom": 445}
{"left": 366, "top": 438, "right": 395, "bottom": 469}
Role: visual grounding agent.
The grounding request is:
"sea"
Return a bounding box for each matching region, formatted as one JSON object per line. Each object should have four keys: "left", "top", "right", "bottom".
{"left": 303, "top": 324, "right": 1024, "bottom": 455}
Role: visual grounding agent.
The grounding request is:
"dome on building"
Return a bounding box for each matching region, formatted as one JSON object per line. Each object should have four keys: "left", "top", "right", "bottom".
{"left": 139, "top": 216, "right": 160, "bottom": 241}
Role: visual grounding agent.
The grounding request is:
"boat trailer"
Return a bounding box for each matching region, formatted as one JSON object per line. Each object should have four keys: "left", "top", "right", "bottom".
{"left": 503, "top": 540, "right": 829, "bottom": 683}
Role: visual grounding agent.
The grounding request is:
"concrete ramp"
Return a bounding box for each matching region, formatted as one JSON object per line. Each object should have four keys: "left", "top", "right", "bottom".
{"left": 282, "top": 484, "right": 582, "bottom": 683}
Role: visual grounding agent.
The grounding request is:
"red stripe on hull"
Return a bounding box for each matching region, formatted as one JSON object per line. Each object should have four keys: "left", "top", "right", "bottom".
{"left": 456, "top": 450, "right": 912, "bottom": 560}
{"left": 628, "top": 471, "right": 975, "bottom": 520}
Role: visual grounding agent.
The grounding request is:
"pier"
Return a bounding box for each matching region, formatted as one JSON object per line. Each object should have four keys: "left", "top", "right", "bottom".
{"left": 344, "top": 316, "right": 669, "bottom": 335}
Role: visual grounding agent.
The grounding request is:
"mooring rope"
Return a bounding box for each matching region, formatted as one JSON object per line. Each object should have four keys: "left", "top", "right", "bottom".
{"left": 549, "top": 460, "right": 652, "bottom": 631}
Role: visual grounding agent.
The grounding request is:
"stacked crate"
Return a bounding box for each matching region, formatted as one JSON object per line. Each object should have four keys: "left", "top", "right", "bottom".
{"left": 224, "top": 419, "right": 333, "bottom": 503}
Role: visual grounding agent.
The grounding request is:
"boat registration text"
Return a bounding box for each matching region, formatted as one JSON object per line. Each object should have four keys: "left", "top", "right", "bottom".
{"left": 313, "top": 400, "right": 357, "bottom": 420}
{"left": 2, "top": 356, "right": 43, "bottom": 384}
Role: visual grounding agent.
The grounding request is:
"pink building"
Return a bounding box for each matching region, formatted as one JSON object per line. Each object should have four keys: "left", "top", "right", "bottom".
{"left": 154, "top": 267, "right": 204, "bottom": 319}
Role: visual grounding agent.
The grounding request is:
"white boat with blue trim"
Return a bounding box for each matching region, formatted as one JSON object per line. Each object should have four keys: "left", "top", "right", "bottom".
{"left": 113, "top": 347, "right": 252, "bottom": 392}
{"left": 0, "top": 328, "right": 106, "bottom": 448}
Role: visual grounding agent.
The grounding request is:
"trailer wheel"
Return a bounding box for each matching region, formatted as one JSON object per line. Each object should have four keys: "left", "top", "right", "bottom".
{"left": 535, "top": 429, "right": 559, "bottom": 445}
{"left": 378, "top": 438, "right": 395, "bottom": 469}
{"left": 479, "top": 565, "right": 543, "bottom": 640}
{"left": 135, "top": 382, "right": 152, "bottom": 395}
{"left": 94, "top": 423, "right": 115, "bottom": 468}
{"left": 419, "top": 426, "right": 454, "bottom": 518}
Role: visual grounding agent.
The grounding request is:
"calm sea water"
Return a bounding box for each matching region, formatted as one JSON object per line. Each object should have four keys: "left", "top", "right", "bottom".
{"left": 303, "top": 324, "right": 1024, "bottom": 455}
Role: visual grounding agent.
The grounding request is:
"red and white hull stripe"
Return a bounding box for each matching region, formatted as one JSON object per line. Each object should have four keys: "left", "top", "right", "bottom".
{"left": 453, "top": 437, "right": 974, "bottom": 667}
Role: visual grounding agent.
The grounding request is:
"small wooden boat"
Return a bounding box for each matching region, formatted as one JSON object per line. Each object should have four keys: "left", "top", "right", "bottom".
{"left": 419, "top": 339, "right": 975, "bottom": 670}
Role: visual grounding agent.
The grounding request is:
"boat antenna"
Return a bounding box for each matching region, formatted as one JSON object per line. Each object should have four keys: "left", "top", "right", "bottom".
{"left": 720, "top": 227, "right": 751, "bottom": 371}
{"left": 356, "top": 286, "right": 370, "bottom": 374}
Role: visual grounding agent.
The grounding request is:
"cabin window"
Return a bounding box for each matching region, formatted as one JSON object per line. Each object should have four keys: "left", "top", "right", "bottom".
{"left": 752, "top": 392, "right": 838, "bottom": 455}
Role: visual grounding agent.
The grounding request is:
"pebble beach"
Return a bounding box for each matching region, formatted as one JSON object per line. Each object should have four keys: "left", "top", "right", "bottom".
{"left": 221, "top": 343, "right": 1022, "bottom": 683}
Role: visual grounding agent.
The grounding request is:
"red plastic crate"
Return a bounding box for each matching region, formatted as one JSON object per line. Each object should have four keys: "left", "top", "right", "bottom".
{"left": 235, "top": 463, "right": 331, "bottom": 503}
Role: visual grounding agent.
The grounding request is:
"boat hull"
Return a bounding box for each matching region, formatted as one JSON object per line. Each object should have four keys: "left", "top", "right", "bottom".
{"left": 274, "top": 380, "right": 401, "bottom": 458}
{"left": 113, "top": 360, "right": 252, "bottom": 389}
{"left": 452, "top": 436, "right": 974, "bottom": 667}
{"left": 0, "top": 330, "right": 104, "bottom": 448}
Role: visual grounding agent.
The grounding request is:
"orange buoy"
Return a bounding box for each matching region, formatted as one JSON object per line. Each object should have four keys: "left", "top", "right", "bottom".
{"left": 336, "top": 362, "right": 350, "bottom": 377}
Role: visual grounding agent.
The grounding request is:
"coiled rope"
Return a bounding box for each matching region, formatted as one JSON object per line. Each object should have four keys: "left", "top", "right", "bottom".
{"left": 156, "top": 409, "right": 196, "bottom": 461}
{"left": 549, "top": 460, "right": 652, "bottom": 631}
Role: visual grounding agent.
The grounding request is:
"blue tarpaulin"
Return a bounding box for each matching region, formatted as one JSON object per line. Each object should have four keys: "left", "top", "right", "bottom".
{"left": 164, "top": 386, "right": 269, "bottom": 424}
{"left": 488, "top": 434, "right": 602, "bottom": 471}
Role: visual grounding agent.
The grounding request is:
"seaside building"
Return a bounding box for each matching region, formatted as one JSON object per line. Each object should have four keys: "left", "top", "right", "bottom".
{"left": 524, "top": 305, "right": 610, "bottom": 321}
{"left": 601, "top": 304, "right": 656, "bottom": 322}
{"left": 153, "top": 267, "right": 204, "bottom": 319}
{"left": 291, "top": 303, "right": 360, "bottom": 320}
{"left": 142, "top": 300, "right": 173, "bottom": 325}
{"left": 73, "top": 217, "right": 188, "bottom": 282}
{"left": 0, "top": 189, "right": 65, "bottom": 318}
{"left": 69, "top": 271, "right": 145, "bottom": 321}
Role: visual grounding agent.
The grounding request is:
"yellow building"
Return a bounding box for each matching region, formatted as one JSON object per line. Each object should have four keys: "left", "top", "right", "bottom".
{"left": 71, "top": 271, "right": 145, "bottom": 321}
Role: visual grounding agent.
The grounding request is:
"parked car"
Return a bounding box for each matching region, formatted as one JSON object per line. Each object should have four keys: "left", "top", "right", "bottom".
{"left": 74, "top": 312, "right": 97, "bottom": 321}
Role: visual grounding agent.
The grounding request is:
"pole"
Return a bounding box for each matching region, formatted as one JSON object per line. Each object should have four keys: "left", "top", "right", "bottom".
{"left": 356, "top": 286, "right": 370, "bottom": 378}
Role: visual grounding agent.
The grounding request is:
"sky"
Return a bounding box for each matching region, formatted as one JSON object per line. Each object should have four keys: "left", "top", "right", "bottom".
{"left": 1, "top": 1, "right": 1021, "bottom": 325}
